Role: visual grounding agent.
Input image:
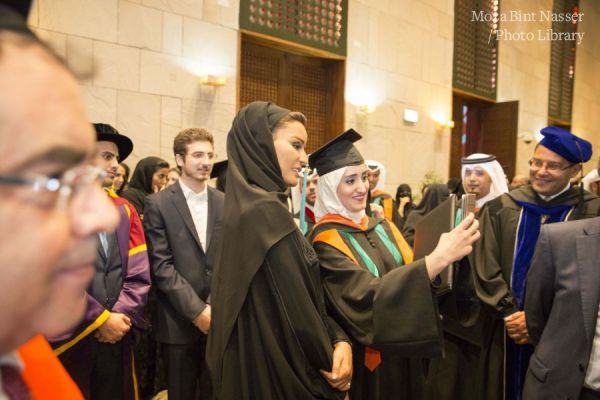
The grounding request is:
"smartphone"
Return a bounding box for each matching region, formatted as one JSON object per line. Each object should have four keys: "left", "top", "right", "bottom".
{"left": 460, "top": 193, "right": 476, "bottom": 221}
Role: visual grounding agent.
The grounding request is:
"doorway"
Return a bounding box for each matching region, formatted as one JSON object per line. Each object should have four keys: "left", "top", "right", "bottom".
{"left": 239, "top": 34, "right": 345, "bottom": 152}
{"left": 450, "top": 93, "right": 519, "bottom": 180}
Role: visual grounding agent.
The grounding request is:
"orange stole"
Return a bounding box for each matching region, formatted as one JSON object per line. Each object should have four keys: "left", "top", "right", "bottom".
{"left": 313, "top": 217, "right": 414, "bottom": 372}
{"left": 371, "top": 191, "right": 394, "bottom": 221}
{"left": 18, "top": 335, "right": 83, "bottom": 399}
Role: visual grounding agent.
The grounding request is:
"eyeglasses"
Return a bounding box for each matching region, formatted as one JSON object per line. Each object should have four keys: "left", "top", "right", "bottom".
{"left": 0, "top": 165, "right": 107, "bottom": 209}
{"left": 528, "top": 158, "right": 574, "bottom": 172}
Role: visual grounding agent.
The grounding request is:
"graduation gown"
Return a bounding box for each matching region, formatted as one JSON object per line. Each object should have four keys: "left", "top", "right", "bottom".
{"left": 392, "top": 202, "right": 416, "bottom": 231}
{"left": 310, "top": 214, "right": 443, "bottom": 400}
{"left": 51, "top": 192, "right": 151, "bottom": 400}
{"left": 471, "top": 184, "right": 600, "bottom": 399}
{"left": 424, "top": 223, "right": 501, "bottom": 400}
{"left": 19, "top": 335, "right": 84, "bottom": 399}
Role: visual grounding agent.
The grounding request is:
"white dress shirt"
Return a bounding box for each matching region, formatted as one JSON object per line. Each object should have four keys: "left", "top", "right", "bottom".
{"left": 179, "top": 180, "right": 208, "bottom": 251}
{"left": 537, "top": 183, "right": 571, "bottom": 201}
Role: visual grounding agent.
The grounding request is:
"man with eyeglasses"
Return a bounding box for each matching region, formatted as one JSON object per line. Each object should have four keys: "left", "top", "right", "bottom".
{"left": 50, "top": 124, "right": 151, "bottom": 400}
{"left": 0, "top": 4, "right": 120, "bottom": 399}
{"left": 471, "top": 126, "right": 600, "bottom": 400}
{"left": 143, "top": 128, "right": 224, "bottom": 400}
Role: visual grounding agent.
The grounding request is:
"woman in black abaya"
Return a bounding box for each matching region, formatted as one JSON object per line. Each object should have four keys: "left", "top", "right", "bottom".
{"left": 207, "top": 101, "right": 352, "bottom": 400}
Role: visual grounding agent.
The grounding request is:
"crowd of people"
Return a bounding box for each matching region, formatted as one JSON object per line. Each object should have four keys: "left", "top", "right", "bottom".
{"left": 1, "top": 2, "right": 600, "bottom": 400}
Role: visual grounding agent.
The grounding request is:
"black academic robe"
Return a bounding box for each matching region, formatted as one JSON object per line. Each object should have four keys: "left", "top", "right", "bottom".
{"left": 471, "top": 184, "right": 600, "bottom": 399}
{"left": 424, "top": 218, "right": 501, "bottom": 400}
{"left": 310, "top": 216, "right": 442, "bottom": 400}
{"left": 392, "top": 202, "right": 416, "bottom": 231}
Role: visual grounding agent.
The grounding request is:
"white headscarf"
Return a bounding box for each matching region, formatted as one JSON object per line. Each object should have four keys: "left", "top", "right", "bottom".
{"left": 582, "top": 169, "right": 600, "bottom": 191}
{"left": 365, "top": 159, "right": 386, "bottom": 192}
{"left": 314, "top": 166, "right": 366, "bottom": 224}
{"left": 461, "top": 153, "right": 509, "bottom": 208}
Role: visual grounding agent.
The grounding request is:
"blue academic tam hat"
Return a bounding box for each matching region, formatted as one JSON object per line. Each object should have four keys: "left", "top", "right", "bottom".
{"left": 539, "top": 126, "right": 592, "bottom": 164}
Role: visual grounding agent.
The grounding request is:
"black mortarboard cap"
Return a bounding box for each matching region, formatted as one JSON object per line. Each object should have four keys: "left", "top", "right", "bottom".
{"left": 93, "top": 123, "right": 134, "bottom": 162}
{"left": 308, "top": 129, "right": 363, "bottom": 176}
{"left": 210, "top": 159, "right": 228, "bottom": 179}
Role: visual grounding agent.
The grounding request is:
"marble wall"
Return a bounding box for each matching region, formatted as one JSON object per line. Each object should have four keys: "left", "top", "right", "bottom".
{"left": 27, "top": 0, "right": 599, "bottom": 192}
{"left": 346, "top": 0, "right": 455, "bottom": 195}
{"left": 28, "top": 0, "right": 239, "bottom": 166}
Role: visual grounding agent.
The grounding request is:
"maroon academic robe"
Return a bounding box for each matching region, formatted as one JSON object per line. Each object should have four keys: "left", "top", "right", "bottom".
{"left": 50, "top": 192, "right": 151, "bottom": 399}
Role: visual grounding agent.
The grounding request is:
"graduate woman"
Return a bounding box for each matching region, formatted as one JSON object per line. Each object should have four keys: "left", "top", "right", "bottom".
{"left": 308, "top": 130, "right": 480, "bottom": 400}
{"left": 207, "top": 101, "right": 352, "bottom": 399}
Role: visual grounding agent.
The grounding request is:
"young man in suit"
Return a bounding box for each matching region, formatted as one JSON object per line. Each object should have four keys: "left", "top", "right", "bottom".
{"left": 524, "top": 217, "right": 600, "bottom": 400}
{"left": 143, "top": 128, "right": 224, "bottom": 400}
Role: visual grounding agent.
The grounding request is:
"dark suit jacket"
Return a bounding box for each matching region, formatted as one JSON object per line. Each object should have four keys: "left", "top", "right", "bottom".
{"left": 143, "top": 181, "right": 224, "bottom": 344}
{"left": 524, "top": 217, "right": 600, "bottom": 400}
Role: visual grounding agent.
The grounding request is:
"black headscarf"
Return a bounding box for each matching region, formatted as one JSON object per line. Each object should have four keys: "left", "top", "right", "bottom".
{"left": 395, "top": 183, "right": 413, "bottom": 205}
{"left": 209, "top": 101, "right": 299, "bottom": 380}
{"left": 121, "top": 156, "right": 169, "bottom": 215}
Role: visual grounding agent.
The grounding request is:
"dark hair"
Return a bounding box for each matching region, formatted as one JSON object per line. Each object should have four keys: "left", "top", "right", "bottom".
{"left": 173, "top": 128, "right": 214, "bottom": 157}
{"left": 116, "top": 162, "right": 130, "bottom": 195}
{"left": 156, "top": 160, "right": 170, "bottom": 170}
{"left": 446, "top": 177, "right": 463, "bottom": 195}
{"left": 273, "top": 111, "right": 307, "bottom": 131}
{"left": 120, "top": 162, "right": 131, "bottom": 180}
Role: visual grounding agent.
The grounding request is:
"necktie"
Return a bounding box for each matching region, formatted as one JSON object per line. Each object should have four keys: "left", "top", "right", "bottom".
{"left": 1, "top": 365, "right": 31, "bottom": 400}
{"left": 99, "top": 232, "right": 108, "bottom": 256}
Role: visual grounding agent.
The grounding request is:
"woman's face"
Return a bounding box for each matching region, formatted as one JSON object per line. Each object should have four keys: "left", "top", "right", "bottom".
{"left": 113, "top": 165, "right": 126, "bottom": 191}
{"left": 152, "top": 167, "right": 169, "bottom": 192}
{"left": 272, "top": 120, "right": 308, "bottom": 187}
{"left": 166, "top": 170, "right": 180, "bottom": 187}
{"left": 336, "top": 164, "right": 370, "bottom": 213}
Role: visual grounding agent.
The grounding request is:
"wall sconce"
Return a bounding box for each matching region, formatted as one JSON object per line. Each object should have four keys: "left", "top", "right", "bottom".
{"left": 199, "top": 75, "right": 227, "bottom": 87}
{"left": 403, "top": 109, "right": 419, "bottom": 124}
{"left": 356, "top": 103, "right": 376, "bottom": 115}
{"left": 433, "top": 117, "right": 455, "bottom": 129}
